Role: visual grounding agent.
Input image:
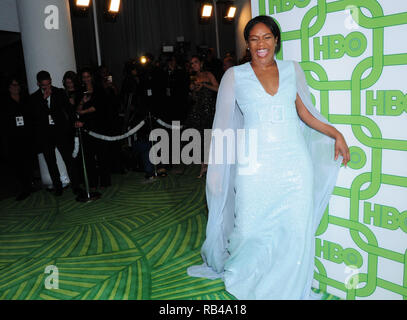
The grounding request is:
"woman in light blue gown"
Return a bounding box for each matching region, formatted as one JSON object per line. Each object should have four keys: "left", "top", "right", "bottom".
{"left": 187, "top": 15, "right": 350, "bottom": 300}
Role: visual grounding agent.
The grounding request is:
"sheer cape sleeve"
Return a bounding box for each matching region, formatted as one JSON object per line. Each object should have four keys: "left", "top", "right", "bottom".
{"left": 187, "top": 67, "right": 241, "bottom": 279}
{"left": 187, "top": 61, "right": 342, "bottom": 280}
{"left": 293, "top": 60, "right": 342, "bottom": 234}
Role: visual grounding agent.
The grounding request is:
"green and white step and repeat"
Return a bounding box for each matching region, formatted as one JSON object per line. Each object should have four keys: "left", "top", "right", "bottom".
{"left": 250, "top": 0, "right": 407, "bottom": 299}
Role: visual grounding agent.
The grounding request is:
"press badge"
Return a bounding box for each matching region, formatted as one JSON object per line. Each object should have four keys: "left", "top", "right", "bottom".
{"left": 49, "top": 115, "right": 55, "bottom": 125}
{"left": 16, "top": 116, "right": 24, "bottom": 127}
{"left": 147, "top": 89, "right": 152, "bottom": 96}
{"left": 166, "top": 87, "right": 171, "bottom": 96}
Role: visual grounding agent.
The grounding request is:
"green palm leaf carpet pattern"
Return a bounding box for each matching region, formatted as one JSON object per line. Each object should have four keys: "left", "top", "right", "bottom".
{"left": 0, "top": 166, "right": 339, "bottom": 300}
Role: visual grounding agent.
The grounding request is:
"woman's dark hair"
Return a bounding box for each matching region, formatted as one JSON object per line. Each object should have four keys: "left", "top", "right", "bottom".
{"left": 123, "top": 59, "right": 139, "bottom": 77}
{"left": 78, "top": 67, "right": 95, "bottom": 86}
{"left": 191, "top": 55, "right": 207, "bottom": 71}
{"left": 1, "top": 75, "right": 28, "bottom": 100}
{"left": 4, "top": 75, "right": 20, "bottom": 89}
{"left": 62, "top": 71, "right": 79, "bottom": 89}
{"left": 191, "top": 55, "right": 203, "bottom": 62}
{"left": 244, "top": 15, "right": 281, "bottom": 54}
{"left": 79, "top": 67, "right": 94, "bottom": 77}
{"left": 1, "top": 75, "right": 20, "bottom": 97}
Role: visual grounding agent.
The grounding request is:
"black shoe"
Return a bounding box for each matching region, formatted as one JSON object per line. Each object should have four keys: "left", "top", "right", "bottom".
{"left": 16, "top": 191, "right": 30, "bottom": 201}
{"left": 157, "top": 168, "right": 168, "bottom": 177}
{"left": 100, "top": 182, "right": 112, "bottom": 188}
{"left": 72, "top": 186, "right": 82, "bottom": 195}
{"left": 55, "top": 188, "right": 63, "bottom": 196}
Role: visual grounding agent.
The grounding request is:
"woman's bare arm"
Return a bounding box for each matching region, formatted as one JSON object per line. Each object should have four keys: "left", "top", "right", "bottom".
{"left": 295, "top": 93, "right": 350, "bottom": 166}
{"left": 202, "top": 72, "right": 219, "bottom": 92}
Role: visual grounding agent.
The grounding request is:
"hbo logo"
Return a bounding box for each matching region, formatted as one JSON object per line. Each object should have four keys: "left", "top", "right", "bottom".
{"left": 316, "top": 238, "right": 363, "bottom": 268}
{"left": 268, "top": 0, "right": 311, "bottom": 14}
{"left": 314, "top": 32, "right": 367, "bottom": 60}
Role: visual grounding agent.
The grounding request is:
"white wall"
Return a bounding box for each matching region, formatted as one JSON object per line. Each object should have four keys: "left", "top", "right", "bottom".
{"left": 0, "top": 0, "right": 20, "bottom": 32}
{"left": 16, "top": 0, "right": 77, "bottom": 93}
{"left": 235, "top": 0, "right": 252, "bottom": 61}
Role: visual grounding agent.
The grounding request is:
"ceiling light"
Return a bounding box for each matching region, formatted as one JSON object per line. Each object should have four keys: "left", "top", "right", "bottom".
{"left": 201, "top": 4, "right": 213, "bottom": 18}
{"left": 226, "top": 6, "right": 236, "bottom": 19}
{"left": 108, "top": 0, "right": 121, "bottom": 13}
{"left": 76, "top": 0, "right": 90, "bottom": 8}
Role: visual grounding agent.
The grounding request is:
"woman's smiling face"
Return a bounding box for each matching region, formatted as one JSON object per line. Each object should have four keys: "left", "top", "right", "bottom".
{"left": 190, "top": 57, "right": 202, "bottom": 72}
{"left": 82, "top": 72, "right": 92, "bottom": 86}
{"left": 247, "top": 22, "right": 278, "bottom": 63}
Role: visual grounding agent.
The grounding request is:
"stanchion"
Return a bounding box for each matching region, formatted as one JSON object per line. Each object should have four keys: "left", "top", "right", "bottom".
{"left": 123, "top": 92, "right": 133, "bottom": 133}
{"left": 76, "top": 127, "right": 101, "bottom": 202}
{"left": 148, "top": 111, "right": 158, "bottom": 177}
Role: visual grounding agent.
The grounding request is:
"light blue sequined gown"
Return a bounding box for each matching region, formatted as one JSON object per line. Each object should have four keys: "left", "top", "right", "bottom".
{"left": 224, "top": 60, "right": 315, "bottom": 299}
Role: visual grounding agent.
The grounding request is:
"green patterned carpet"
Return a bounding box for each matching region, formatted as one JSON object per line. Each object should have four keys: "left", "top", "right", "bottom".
{"left": 0, "top": 166, "right": 339, "bottom": 300}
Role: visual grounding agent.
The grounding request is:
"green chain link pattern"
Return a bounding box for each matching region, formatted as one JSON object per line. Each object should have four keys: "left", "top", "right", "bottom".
{"left": 254, "top": 0, "right": 407, "bottom": 299}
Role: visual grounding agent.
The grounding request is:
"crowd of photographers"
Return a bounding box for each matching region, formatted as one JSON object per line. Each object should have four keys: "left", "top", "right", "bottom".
{"left": 0, "top": 49, "right": 240, "bottom": 201}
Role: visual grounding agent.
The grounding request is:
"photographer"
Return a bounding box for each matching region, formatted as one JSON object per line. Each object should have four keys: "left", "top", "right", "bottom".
{"left": 96, "top": 65, "right": 123, "bottom": 175}
{"left": 203, "top": 48, "right": 223, "bottom": 83}
{"left": 132, "top": 54, "right": 165, "bottom": 179}
{"left": 77, "top": 67, "right": 112, "bottom": 190}
{"left": 163, "top": 55, "right": 190, "bottom": 124}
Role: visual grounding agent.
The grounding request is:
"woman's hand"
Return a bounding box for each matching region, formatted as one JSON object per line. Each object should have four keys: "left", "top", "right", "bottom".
{"left": 77, "top": 106, "right": 95, "bottom": 116}
{"left": 82, "top": 94, "right": 91, "bottom": 104}
{"left": 190, "top": 81, "right": 202, "bottom": 91}
{"left": 74, "top": 121, "right": 84, "bottom": 128}
{"left": 194, "top": 81, "right": 203, "bottom": 91}
{"left": 334, "top": 133, "right": 350, "bottom": 167}
{"left": 77, "top": 94, "right": 90, "bottom": 113}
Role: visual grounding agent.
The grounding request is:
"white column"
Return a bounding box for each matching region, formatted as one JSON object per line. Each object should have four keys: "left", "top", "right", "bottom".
{"left": 213, "top": 0, "right": 221, "bottom": 59}
{"left": 235, "top": 0, "right": 252, "bottom": 61}
{"left": 16, "top": 0, "right": 76, "bottom": 94}
{"left": 92, "top": 2, "right": 102, "bottom": 66}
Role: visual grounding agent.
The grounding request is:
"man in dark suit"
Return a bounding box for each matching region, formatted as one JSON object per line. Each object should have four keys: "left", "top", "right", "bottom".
{"left": 30, "top": 71, "right": 79, "bottom": 196}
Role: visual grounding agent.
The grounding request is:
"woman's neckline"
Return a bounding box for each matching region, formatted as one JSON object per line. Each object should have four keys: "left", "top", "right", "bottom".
{"left": 248, "top": 59, "right": 280, "bottom": 97}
